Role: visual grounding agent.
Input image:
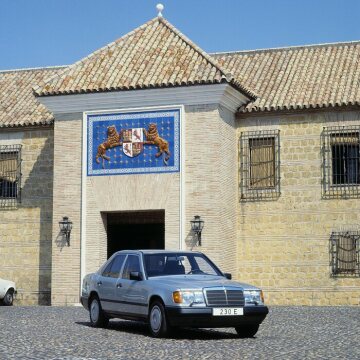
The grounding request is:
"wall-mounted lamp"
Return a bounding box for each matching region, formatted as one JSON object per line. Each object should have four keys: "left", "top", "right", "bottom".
{"left": 190, "top": 215, "right": 204, "bottom": 246}
{"left": 59, "top": 216, "right": 73, "bottom": 246}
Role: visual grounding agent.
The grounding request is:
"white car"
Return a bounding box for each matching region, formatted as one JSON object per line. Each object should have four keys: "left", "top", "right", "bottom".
{"left": 0, "top": 278, "right": 16, "bottom": 306}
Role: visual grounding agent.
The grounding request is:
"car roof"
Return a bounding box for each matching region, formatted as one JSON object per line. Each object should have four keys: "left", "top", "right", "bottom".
{"left": 113, "top": 249, "right": 202, "bottom": 255}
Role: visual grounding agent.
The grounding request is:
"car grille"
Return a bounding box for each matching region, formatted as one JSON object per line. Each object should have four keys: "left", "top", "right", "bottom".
{"left": 204, "top": 288, "right": 244, "bottom": 307}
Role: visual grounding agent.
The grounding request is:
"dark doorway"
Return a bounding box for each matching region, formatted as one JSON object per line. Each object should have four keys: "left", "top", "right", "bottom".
{"left": 106, "top": 210, "right": 165, "bottom": 258}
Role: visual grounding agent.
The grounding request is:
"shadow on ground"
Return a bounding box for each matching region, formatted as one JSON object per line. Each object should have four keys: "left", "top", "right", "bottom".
{"left": 75, "top": 320, "right": 242, "bottom": 340}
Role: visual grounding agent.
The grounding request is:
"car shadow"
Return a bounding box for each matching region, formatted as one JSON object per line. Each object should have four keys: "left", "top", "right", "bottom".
{"left": 75, "top": 320, "right": 240, "bottom": 340}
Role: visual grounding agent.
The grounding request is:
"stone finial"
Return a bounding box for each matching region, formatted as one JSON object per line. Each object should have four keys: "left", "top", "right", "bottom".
{"left": 156, "top": 3, "right": 164, "bottom": 17}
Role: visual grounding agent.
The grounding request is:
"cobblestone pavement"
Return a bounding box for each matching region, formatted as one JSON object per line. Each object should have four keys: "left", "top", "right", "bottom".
{"left": 0, "top": 306, "right": 359, "bottom": 360}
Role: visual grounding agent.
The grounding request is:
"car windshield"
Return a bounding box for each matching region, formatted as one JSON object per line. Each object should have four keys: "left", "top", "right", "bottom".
{"left": 144, "top": 253, "right": 222, "bottom": 277}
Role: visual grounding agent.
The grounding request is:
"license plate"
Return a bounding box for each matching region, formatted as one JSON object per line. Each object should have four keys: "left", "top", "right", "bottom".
{"left": 212, "top": 308, "right": 243, "bottom": 316}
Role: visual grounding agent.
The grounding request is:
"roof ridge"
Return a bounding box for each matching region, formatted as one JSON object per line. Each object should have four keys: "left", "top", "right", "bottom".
{"left": 33, "top": 17, "right": 160, "bottom": 95}
{"left": 211, "top": 39, "right": 360, "bottom": 56}
{"left": 151, "top": 18, "right": 256, "bottom": 99}
{"left": 0, "top": 65, "right": 67, "bottom": 74}
{"left": 158, "top": 17, "right": 231, "bottom": 80}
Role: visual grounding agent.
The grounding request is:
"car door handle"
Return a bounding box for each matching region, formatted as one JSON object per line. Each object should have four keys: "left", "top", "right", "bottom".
{"left": 116, "top": 283, "right": 122, "bottom": 288}
{"left": 97, "top": 281, "right": 102, "bottom": 286}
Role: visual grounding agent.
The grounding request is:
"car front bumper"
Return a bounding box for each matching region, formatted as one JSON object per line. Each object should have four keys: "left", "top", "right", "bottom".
{"left": 80, "top": 296, "right": 89, "bottom": 310}
{"left": 165, "top": 305, "right": 268, "bottom": 328}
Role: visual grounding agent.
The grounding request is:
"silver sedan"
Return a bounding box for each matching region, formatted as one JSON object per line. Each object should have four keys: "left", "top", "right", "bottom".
{"left": 81, "top": 250, "right": 268, "bottom": 338}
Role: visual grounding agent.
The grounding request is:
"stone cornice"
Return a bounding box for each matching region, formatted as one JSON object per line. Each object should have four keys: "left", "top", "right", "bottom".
{"left": 38, "top": 84, "right": 249, "bottom": 115}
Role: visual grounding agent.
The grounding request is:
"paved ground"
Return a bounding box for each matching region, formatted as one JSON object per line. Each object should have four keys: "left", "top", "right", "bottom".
{"left": 0, "top": 306, "right": 359, "bottom": 359}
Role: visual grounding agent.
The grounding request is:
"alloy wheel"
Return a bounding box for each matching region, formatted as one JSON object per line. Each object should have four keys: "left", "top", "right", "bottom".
{"left": 90, "top": 299, "right": 100, "bottom": 323}
{"left": 150, "top": 305, "right": 162, "bottom": 333}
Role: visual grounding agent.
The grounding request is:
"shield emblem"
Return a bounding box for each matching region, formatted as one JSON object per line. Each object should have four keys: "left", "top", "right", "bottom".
{"left": 122, "top": 128, "right": 144, "bottom": 158}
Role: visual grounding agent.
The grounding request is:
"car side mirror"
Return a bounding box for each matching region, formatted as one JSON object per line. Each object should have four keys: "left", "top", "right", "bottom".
{"left": 129, "top": 271, "right": 143, "bottom": 281}
{"left": 224, "top": 273, "right": 232, "bottom": 280}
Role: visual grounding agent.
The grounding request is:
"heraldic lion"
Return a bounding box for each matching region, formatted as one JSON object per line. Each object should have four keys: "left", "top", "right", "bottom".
{"left": 96, "top": 125, "right": 121, "bottom": 166}
{"left": 144, "top": 123, "right": 171, "bottom": 164}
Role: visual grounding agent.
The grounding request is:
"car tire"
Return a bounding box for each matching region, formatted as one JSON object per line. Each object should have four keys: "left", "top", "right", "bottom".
{"left": 3, "top": 289, "right": 14, "bottom": 306}
{"left": 89, "top": 296, "right": 109, "bottom": 328}
{"left": 149, "top": 300, "right": 171, "bottom": 338}
{"left": 235, "top": 324, "right": 259, "bottom": 338}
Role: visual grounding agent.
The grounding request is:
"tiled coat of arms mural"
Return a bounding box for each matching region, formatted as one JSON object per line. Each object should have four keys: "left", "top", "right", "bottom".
{"left": 87, "top": 109, "right": 180, "bottom": 175}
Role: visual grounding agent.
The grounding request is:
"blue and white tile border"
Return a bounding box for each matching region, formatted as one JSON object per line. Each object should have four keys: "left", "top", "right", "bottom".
{"left": 87, "top": 109, "right": 180, "bottom": 176}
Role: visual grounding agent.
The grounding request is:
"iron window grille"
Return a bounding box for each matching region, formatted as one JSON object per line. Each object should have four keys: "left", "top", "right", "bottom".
{"left": 0, "top": 144, "right": 22, "bottom": 207}
{"left": 240, "top": 130, "right": 280, "bottom": 201}
{"left": 322, "top": 126, "right": 360, "bottom": 199}
{"left": 330, "top": 231, "right": 360, "bottom": 277}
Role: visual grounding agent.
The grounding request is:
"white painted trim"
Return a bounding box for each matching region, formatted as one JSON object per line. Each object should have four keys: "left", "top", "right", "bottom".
{"left": 84, "top": 104, "right": 184, "bottom": 116}
{"left": 38, "top": 84, "right": 248, "bottom": 115}
{"left": 80, "top": 111, "right": 87, "bottom": 294}
{"left": 180, "top": 105, "right": 186, "bottom": 250}
{"left": 222, "top": 85, "right": 249, "bottom": 112}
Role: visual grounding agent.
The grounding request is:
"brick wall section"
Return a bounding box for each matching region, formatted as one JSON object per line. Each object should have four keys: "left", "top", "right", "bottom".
{"left": 51, "top": 118, "right": 82, "bottom": 305}
{"left": 185, "top": 105, "right": 237, "bottom": 274}
{"left": 237, "top": 110, "right": 360, "bottom": 305}
{"left": 0, "top": 128, "right": 53, "bottom": 305}
{"left": 85, "top": 173, "right": 181, "bottom": 275}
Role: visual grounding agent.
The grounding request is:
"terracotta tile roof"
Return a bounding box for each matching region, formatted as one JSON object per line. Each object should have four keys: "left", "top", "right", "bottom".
{"left": 33, "top": 17, "right": 256, "bottom": 100}
{"left": 1, "top": 20, "right": 360, "bottom": 129}
{"left": 212, "top": 41, "right": 360, "bottom": 113}
{"left": 0, "top": 67, "right": 65, "bottom": 128}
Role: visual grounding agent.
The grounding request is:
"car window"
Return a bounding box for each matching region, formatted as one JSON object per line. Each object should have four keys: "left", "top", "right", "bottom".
{"left": 108, "top": 255, "right": 126, "bottom": 278}
{"left": 102, "top": 259, "right": 114, "bottom": 277}
{"left": 144, "top": 255, "right": 166, "bottom": 277}
{"left": 163, "top": 256, "right": 186, "bottom": 275}
{"left": 180, "top": 256, "right": 192, "bottom": 273}
{"left": 122, "top": 255, "right": 141, "bottom": 279}
{"left": 193, "top": 256, "right": 218, "bottom": 275}
{"left": 144, "top": 253, "right": 222, "bottom": 277}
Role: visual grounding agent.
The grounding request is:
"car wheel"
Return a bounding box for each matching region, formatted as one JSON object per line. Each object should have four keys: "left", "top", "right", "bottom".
{"left": 235, "top": 324, "right": 259, "bottom": 338}
{"left": 149, "top": 300, "right": 171, "bottom": 338}
{"left": 3, "top": 289, "right": 14, "bottom": 306}
{"left": 89, "top": 296, "right": 109, "bottom": 328}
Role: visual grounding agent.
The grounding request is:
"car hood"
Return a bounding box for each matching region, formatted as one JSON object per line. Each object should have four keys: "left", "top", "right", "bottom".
{"left": 147, "top": 275, "right": 260, "bottom": 290}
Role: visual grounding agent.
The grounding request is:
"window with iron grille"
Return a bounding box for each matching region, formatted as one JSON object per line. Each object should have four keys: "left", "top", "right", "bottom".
{"left": 330, "top": 231, "right": 360, "bottom": 277}
{"left": 322, "top": 126, "right": 360, "bottom": 198}
{"left": 240, "top": 130, "right": 280, "bottom": 200}
{"left": 0, "top": 144, "right": 22, "bottom": 207}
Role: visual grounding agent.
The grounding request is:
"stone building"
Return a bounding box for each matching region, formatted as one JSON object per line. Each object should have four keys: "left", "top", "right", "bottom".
{"left": 0, "top": 14, "right": 359, "bottom": 305}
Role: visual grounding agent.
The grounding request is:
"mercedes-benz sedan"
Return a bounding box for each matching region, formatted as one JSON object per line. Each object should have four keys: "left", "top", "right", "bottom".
{"left": 81, "top": 250, "right": 268, "bottom": 338}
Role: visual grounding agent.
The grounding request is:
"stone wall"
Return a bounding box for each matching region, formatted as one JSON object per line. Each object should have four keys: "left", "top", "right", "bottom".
{"left": 184, "top": 105, "right": 237, "bottom": 275}
{"left": 237, "top": 110, "right": 360, "bottom": 305}
{"left": 51, "top": 116, "right": 82, "bottom": 306}
{"left": 0, "top": 127, "right": 53, "bottom": 305}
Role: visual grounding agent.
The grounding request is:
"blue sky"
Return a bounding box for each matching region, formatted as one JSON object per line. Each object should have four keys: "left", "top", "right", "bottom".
{"left": 0, "top": 0, "right": 359, "bottom": 70}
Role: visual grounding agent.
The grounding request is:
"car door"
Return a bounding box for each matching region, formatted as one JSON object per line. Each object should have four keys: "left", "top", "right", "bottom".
{"left": 115, "top": 254, "right": 148, "bottom": 317}
{"left": 97, "top": 254, "right": 126, "bottom": 312}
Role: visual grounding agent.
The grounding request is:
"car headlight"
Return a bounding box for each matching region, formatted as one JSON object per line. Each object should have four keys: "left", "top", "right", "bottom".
{"left": 244, "top": 290, "right": 264, "bottom": 305}
{"left": 173, "top": 290, "right": 205, "bottom": 306}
